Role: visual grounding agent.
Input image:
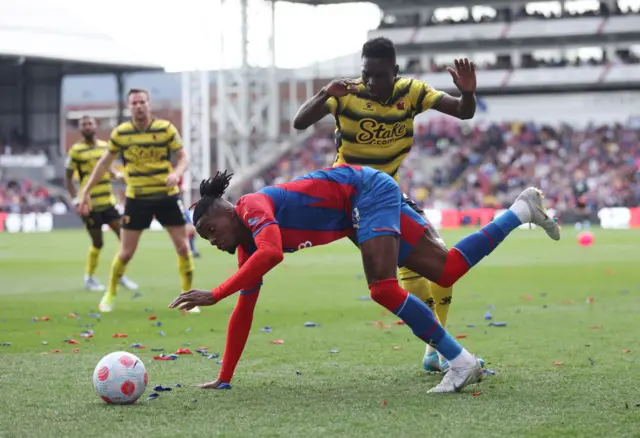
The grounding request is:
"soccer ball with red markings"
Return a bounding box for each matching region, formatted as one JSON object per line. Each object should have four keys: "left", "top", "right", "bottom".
{"left": 93, "top": 351, "right": 148, "bottom": 404}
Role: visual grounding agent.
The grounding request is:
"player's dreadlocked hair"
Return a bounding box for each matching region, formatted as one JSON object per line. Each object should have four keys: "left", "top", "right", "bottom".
{"left": 361, "top": 37, "right": 396, "bottom": 63}
{"left": 191, "top": 170, "right": 233, "bottom": 225}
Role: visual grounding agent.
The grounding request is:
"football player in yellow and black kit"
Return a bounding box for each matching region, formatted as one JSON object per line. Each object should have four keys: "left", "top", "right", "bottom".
{"left": 79, "top": 89, "right": 195, "bottom": 313}
{"left": 293, "top": 37, "right": 482, "bottom": 373}
{"left": 65, "top": 115, "right": 139, "bottom": 292}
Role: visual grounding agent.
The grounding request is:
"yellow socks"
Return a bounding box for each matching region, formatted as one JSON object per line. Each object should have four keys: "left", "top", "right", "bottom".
{"left": 399, "top": 266, "right": 434, "bottom": 310}
{"left": 86, "top": 246, "right": 101, "bottom": 277}
{"left": 107, "top": 256, "right": 127, "bottom": 296}
{"left": 431, "top": 284, "right": 453, "bottom": 328}
{"left": 178, "top": 253, "right": 194, "bottom": 292}
{"left": 398, "top": 266, "right": 454, "bottom": 328}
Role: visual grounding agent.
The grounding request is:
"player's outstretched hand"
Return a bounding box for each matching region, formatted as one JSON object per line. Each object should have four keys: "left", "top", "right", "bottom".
{"left": 165, "top": 172, "right": 180, "bottom": 187}
{"left": 195, "top": 379, "right": 232, "bottom": 390}
{"left": 325, "top": 78, "right": 361, "bottom": 97}
{"left": 168, "top": 289, "right": 216, "bottom": 311}
{"left": 447, "top": 58, "right": 476, "bottom": 94}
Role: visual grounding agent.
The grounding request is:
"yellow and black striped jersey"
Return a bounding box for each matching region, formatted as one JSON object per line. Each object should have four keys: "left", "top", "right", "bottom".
{"left": 326, "top": 77, "right": 444, "bottom": 182}
{"left": 108, "top": 119, "right": 183, "bottom": 199}
{"left": 65, "top": 139, "right": 116, "bottom": 211}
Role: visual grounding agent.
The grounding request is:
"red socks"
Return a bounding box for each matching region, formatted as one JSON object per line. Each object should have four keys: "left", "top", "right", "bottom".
{"left": 369, "top": 278, "right": 409, "bottom": 312}
{"left": 437, "top": 248, "right": 470, "bottom": 288}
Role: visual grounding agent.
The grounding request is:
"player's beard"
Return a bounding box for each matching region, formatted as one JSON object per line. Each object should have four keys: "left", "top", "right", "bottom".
{"left": 82, "top": 133, "right": 95, "bottom": 142}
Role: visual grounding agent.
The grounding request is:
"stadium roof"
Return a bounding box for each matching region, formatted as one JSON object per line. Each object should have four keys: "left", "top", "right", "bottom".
{"left": 0, "top": 0, "right": 162, "bottom": 71}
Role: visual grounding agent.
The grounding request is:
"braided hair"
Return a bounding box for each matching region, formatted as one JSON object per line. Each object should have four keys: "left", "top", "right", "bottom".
{"left": 191, "top": 170, "right": 233, "bottom": 225}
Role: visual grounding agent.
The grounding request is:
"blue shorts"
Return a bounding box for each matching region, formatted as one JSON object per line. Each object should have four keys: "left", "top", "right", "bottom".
{"left": 184, "top": 209, "right": 193, "bottom": 225}
{"left": 398, "top": 203, "right": 429, "bottom": 265}
{"left": 352, "top": 171, "right": 402, "bottom": 244}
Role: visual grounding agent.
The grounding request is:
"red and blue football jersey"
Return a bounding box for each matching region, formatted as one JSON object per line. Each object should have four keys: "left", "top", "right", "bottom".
{"left": 235, "top": 165, "right": 370, "bottom": 254}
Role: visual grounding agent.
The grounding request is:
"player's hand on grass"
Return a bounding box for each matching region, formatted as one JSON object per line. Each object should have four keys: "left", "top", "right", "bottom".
{"left": 195, "top": 379, "right": 231, "bottom": 390}
{"left": 169, "top": 289, "right": 216, "bottom": 310}
{"left": 324, "top": 79, "right": 361, "bottom": 97}
{"left": 165, "top": 172, "right": 180, "bottom": 187}
{"left": 447, "top": 58, "right": 477, "bottom": 94}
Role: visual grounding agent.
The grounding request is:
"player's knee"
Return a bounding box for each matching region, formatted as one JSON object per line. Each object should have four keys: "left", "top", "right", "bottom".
{"left": 368, "top": 278, "right": 408, "bottom": 310}
{"left": 118, "top": 250, "right": 134, "bottom": 264}
{"left": 92, "top": 240, "right": 104, "bottom": 250}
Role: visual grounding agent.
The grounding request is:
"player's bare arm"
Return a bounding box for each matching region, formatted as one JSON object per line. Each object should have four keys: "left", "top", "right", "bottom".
{"left": 64, "top": 167, "right": 77, "bottom": 201}
{"left": 433, "top": 58, "right": 477, "bottom": 120}
{"left": 293, "top": 79, "right": 360, "bottom": 130}
{"left": 78, "top": 151, "right": 117, "bottom": 215}
{"left": 166, "top": 148, "right": 189, "bottom": 187}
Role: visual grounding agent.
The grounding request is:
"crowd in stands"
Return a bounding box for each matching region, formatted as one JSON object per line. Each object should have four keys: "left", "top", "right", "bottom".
{"left": 0, "top": 176, "right": 69, "bottom": 214}
{"left": 248, "top": 120, "right": 640, "bottom": 215}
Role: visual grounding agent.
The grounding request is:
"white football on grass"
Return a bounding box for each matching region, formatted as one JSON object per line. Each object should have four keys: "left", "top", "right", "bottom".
{"left": 93, "top": 351, "right": 147, "bottom": 404}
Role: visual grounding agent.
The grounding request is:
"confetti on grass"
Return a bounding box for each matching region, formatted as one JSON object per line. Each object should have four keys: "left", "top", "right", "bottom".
{"left": 153, "top": 385, "right": 173, "bottom": 392}
{"left": 155, "top": 354, "right": 179, "bottom": 361}
{"left": 489, "top": 322, "right": 507, "bottom": 327}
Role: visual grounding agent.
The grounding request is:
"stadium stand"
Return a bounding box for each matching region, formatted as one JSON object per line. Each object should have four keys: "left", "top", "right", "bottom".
{"left": 246, "top": 120, "right": 640, "bottom": 215}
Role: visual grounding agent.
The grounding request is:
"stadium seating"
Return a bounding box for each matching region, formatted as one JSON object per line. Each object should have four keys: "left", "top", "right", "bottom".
{"left": 252, "top": 120, "right": 640, "bottom": 215}
{"left": 0, "top": 176, "right": 69, "bottom": 214}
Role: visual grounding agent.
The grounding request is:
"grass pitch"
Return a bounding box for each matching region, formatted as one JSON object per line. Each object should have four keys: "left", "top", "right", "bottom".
{"left": 0, "top": 228, "right": 639, "bottom": 437}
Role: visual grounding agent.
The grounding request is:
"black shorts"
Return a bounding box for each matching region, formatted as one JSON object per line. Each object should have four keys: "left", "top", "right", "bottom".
{"left": 83, "top": 206, "right": 121, "bottom": 230}
{"left": 122, "top": 195, "right": 186, "bottom": 231}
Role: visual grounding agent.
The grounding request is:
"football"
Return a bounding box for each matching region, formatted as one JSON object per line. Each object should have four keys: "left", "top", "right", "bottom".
{"left": 93, "top": 351, "right": 148, "bottom": 404}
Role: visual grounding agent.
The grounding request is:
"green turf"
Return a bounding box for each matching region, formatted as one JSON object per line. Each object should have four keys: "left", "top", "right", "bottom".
{"left": 1, "top": 228, "right": 639, "bottom": 437}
